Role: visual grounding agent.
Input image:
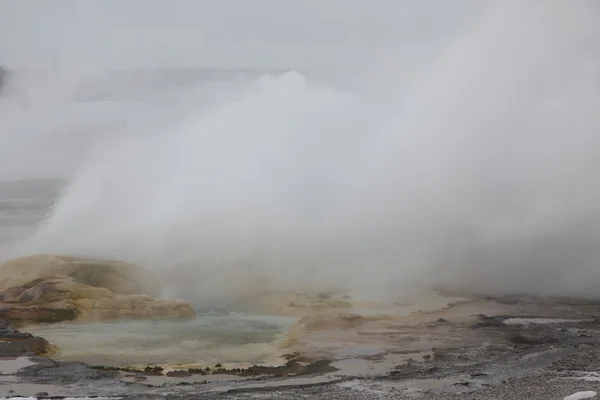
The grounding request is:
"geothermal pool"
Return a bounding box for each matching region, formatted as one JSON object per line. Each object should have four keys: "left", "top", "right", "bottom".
{"left": 26, "top": 314, "right": 297, "bottom": 368}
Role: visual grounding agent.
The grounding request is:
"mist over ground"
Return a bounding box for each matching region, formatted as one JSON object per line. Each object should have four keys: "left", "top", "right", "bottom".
{"left": 1, "top": 1, "right": 599, "bottom": 304}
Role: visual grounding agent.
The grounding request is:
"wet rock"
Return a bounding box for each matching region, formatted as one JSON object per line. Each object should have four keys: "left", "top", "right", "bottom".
{"left": 0, "top": 319, "right": 50, "bottom": 356}
{"left": 0, "top": 318, "right": 23, "bottom": 336}
{"left": 144, "top": 365, "right": 164, "bottom": 375}
{"left": 208, "top": 358, "right": 336, "bottom": 377}
{"left": 166, "top": 369, "right": 193, "bottom": 377}
{"left": 187, "top": 367, "right": 209, "bottom": 375}
{"left": 508, "top": 324, "right": 564, "bottom": 346}
{"left": 473, "top": 314, "right": 508, "bottom": 327}
{"left": 391, "top": 362, "right": 425, "bottom": 376}
{"left": 18, "top": 359, "right": 116, "bottom": 383}
{"left": 509, "top": 333, "right": 559, "bottom": 345}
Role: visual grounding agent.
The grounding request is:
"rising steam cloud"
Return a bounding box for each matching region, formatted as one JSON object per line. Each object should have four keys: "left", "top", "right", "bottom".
{"left": 2, "top": 1, "right": 600, "bottom": 302}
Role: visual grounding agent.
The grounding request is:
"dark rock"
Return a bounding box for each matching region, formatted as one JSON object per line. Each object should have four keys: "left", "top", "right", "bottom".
{"left": 0, "top": 318, "right": 29, "bottom": 337}
{"left": 473, "top": 314, "right": 508, "bottom": 327}
{"left": 437, "top": 318, "right": 448, "bottom": 323}
{"left": 187, "top": 367, "right": 208, "bottom": 375}
{"left": 144, "top": 365, "right": 164, "bottom": 375}
{"left": 509, "top": 333, "right": 558, "bottom": 345}
{"left": 34, "top": 392, "right": 49, "bottom": 397}
{"left": 166, "top": 370, "right": 193, "bottom": 377}
{"left": 208, "top": 358, "right": 336, "bottom": 377}
{"left": 18, "top": 360, "right": 116, "bottom": 384}
{"left": 0, "top": 319, "right": 50, "bottom": 356}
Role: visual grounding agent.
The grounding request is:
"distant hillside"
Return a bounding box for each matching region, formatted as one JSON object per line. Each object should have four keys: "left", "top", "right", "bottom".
{"left": 0, "top": 178, "right": 65, "bottom": 200}
{"left": 0, "top": 179, "right": 66, "bottom": 215}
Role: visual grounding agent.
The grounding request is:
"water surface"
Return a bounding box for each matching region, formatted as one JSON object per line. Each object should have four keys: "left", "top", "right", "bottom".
{"left": 26, "top": 314, "right": 297, "bottom": 367}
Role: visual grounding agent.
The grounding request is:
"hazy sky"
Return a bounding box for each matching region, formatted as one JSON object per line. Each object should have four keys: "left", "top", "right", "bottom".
{"left": 0, "top": 0, "right": 485, "bottom": 69}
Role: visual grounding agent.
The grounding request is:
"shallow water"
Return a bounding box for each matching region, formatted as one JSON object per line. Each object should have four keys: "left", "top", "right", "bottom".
{"left": 26, "top": 314, "right": 297, "bottom": 367}
{"left": 0, "top": 357, "right": 36, "bottom": 375}
{"left": 504, "top": 318, "right": 591, "bottom": 325}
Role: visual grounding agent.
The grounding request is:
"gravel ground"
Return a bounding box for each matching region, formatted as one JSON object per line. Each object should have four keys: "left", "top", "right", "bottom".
{"left": 5, "top": 296, "right": 600, "bottom": 399}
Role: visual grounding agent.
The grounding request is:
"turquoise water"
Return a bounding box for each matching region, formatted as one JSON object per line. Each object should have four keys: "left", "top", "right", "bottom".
{"left": 26, "top": 314, "right": 297, "bottom": 367}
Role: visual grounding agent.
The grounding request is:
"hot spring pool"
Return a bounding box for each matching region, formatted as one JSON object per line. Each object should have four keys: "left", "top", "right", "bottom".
{"left": 25, "top": 314, "right": 298, "bottom": 368}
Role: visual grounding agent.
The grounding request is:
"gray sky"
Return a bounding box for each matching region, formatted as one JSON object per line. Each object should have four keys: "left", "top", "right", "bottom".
{"left": 0, "top": 0, "right": 485, "bottom": 69}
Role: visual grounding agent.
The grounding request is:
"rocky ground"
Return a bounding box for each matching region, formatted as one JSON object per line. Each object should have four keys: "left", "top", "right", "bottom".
{"left": 2, "top": 294, "right": 600, "bottom": 399}
{"left": 0, "top": 319, "right": 49, "bottom": 357}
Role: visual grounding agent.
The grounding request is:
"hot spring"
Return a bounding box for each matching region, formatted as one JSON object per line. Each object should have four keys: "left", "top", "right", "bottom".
{"left": 25, "top": 314, "right": 297, "bottom": 368}
{"left": 2, "top": 1, "right": 600, "bottom": 372}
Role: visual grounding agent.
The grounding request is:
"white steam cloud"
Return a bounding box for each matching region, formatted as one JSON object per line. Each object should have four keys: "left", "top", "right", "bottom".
{"left": 1, "top": 1, "right": 600, "bottom": 302}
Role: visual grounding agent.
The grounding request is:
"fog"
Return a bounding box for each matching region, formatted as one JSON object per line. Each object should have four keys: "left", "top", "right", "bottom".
{"left": 1, "top": 0, "right": 483, "bottom": 69}
{"left": 1, "top": 1, "right": 600, "bottom": 304}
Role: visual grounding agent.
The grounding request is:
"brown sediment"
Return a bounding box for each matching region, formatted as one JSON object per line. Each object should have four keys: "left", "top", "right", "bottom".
{"left": 207, "top": 357, "right": 337, "bottom": 377}
{"left": 91, "top": 364, "right": 165, "bottom": 376}
{"left": 0, "top": 254, "right": 196, "bottom": 325}
{"left": 91, "top": 355, "right": 336, "bottom": 378}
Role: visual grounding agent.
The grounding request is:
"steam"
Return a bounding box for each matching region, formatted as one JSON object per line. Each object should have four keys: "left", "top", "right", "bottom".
{"left": 2, "top": 1, "right": 600, "bottom": 301}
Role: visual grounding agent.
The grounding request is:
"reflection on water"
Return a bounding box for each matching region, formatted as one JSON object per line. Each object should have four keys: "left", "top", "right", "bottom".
{"left": 26, "top": 314, "right": 297, "bottom": 367}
